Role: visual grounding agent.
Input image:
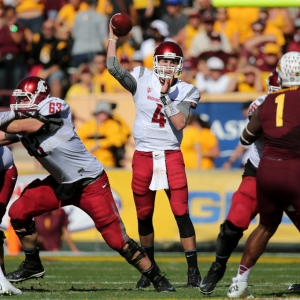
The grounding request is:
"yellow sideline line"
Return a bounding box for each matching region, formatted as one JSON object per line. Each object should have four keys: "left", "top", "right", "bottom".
{"left": 5, "top": 255, "right": 300, "bottom": 263}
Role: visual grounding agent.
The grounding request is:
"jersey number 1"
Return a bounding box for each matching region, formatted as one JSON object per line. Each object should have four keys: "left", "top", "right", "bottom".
{"left": 275, "top": 94, "right": 285, "bottom": 127}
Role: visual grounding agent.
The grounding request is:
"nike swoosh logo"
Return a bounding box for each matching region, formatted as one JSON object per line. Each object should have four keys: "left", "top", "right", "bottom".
{"left": 102, "top": 184, "right": 107, "bottom": 188}
{"left": 12, "top": 177, "right": 17, "bottom": 180}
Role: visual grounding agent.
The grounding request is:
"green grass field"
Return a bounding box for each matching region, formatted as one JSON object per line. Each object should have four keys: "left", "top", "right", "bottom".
{"left": 3, "top": 253, "right": 300, "bottom": 299}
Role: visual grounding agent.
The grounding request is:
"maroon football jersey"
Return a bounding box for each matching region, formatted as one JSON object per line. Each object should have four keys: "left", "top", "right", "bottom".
{"left": 259, "top": 86, "right": 300, "bottom": 159}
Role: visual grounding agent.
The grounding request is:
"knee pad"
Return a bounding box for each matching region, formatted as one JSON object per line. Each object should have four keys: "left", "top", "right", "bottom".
{"left": 216, "top": 220, "right": 243, "bottom": 257}
{"left": 10, "top": 219, "right": 36, "bottom": 238}
{"left": 119, "top": 238, "right": 146, "bottom": 265}
{"left": 175, "top": 214, "right": 195, "bottom": 238}
{"left": 138, "top": 218, "right": 153, "bottom": 236}
{"left": 0, "top": 230, "right": 5, "bottom": 245}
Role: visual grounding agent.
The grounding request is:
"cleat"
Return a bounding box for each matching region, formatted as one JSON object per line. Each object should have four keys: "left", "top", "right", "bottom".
{"left": 200, "top": 262, "right": 226, "bottom": 294}
{"left": 6, "top": 261, "right": 45, "bottom": 283}
{"left": 289, "top": 283, "right": 300, "bottom": 291}
{"left": 136, "top": 274, "right": 151, "bottom": 289}
{"left": 227, "top": 277, "right": 254, "bottom": 298}
{"left": 185, "top": 267, "right": 201, "bottom": 288}
{"left": 152, "top": 273, "right": 176, "bottom": 292}
{"left": 0, "top": 279, "right": 22, "bottom": 295}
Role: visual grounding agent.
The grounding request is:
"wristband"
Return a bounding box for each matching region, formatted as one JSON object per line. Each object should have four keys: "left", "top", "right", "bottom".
{"left": 160, "top": 93, "right": 171, "bottom": 106}
{"left": 108, "top": 38, "right": 117, "bottom": 42}
{"left": 160, "top": 93, "right": 180, "bottom": 117}
{"left": 164, "top": 102, "right": 180, "bottom": 118}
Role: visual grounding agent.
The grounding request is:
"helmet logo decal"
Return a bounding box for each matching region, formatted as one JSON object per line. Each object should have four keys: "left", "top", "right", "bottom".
{"left": 36, "top": 79, "right": 48, "bottom": 95}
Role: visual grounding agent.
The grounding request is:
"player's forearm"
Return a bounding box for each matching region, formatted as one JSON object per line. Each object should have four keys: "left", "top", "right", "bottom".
{"left": 3, "top": 119, "right": 44, "bottom": 134}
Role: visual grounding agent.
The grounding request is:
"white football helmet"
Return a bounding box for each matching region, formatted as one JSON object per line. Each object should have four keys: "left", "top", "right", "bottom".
{"left": 276, "top": 51, "right": 300, "bottom": 88}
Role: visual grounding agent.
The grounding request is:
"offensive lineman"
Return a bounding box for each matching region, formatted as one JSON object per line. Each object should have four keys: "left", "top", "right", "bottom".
{"left": 0, "top": 76, "right": 175, "bottom": 293}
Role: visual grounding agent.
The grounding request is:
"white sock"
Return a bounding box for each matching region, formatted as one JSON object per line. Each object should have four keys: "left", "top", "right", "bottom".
{"left": 0, "top": 267, "right": 6, "bottom": 280}
{"left": 236, "top": 264, "right": 252, "bottom": 282}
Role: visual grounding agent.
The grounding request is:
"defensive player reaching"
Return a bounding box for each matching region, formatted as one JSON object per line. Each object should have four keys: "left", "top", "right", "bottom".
{"left": 200, "top": 69, "right": 300, "bottom": 296}
{"left": 107, "top": 21, "right": 201, "bottom": 288}
{"left": 0, "top": 76, "right": 175, "bottom": 292}
{"left": 227, "top": 51, "right": 300, "bottom": 298}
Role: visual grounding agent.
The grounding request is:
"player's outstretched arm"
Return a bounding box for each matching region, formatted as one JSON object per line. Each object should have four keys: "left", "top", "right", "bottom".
{"left": 2, "top": 118, "right": 45, "bottom": 135}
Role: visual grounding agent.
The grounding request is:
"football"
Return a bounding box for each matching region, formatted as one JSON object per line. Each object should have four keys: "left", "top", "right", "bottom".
{"left": 111, "top": 13, "right": 132, "bottom": 37}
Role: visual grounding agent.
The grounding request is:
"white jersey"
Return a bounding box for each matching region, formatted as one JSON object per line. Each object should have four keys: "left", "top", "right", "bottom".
{"left": 0, "top": 146, "right": 14, "bottom": 171}
{"left": 17, "top": 97, "right": 103, "bottom": 184}
{"left": 247, "top": 95, "right": 267, "bottom": 168}
{"left": 130, "top": 67, "right": 200, "bottom": 151}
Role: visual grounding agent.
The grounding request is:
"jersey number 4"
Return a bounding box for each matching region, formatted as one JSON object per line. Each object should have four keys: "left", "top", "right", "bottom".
{"left": 275, "top": 94, "right": 285, "bottom": 127}
{"left": 152, "top": 104, "right": 166, "bottom": 128}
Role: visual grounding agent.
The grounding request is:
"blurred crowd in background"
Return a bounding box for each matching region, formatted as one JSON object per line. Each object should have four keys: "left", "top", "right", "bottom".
{"left": 1, "top": 0, "right": 300, "bottom": 170}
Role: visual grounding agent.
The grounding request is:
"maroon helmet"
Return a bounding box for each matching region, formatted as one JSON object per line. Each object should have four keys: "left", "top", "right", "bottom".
{"left": 266, "top": 69, "right": 281, "bottom": 94}
{"left": 11, "top": 76, "right": 50, "bottom": 111}
{"left": 153, "top": 41, "right": 184, "bottom": 80}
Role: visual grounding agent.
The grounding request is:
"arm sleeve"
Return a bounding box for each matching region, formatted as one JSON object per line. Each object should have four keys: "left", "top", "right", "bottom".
{"left": 107, "top": 57, "right": 137, "bottom": 95}
{"left": 177, "top": 101, "right": 191, "bottom": 120}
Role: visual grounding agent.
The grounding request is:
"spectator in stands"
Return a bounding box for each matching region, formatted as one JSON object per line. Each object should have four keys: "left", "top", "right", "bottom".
{"left": 189, "top": 11, "right": 232, "bottom": 60}
{"left": 27, "top": 18, "right": 69, "bottom": 99}
{"left": 0, "top": 5, "right": 27, "bottom": 106}
{"left": 173, "top": 8, "right": 202, "bottom": 59}
{"left": 15, "top": 0, "right": 45, "bottom": 34}
{"left": 213, "top": 7, "right": 239, "bottom": 51}
{"left": 134, "top": 0, "right": 163, "bottom": 38}
{"left": 224, "top": 50, "right": 240, "bottom": 75}
{"left": 181, "top": 114, "right": 219, "bottom": 170}
{"left": 119, "top": 54, "right": 132, "bottom": 72}
{"left": 256, "top": 42, "right": 281, "bottom": 73}
{"left": 181, "top": 59, "right": 196, "bottom": 85}
{"left": 44, "top": 0, "right": 67, "bottom": 20}
{"left": 115, "top": 35, "right": 137, "bottom": 63}
{"left": 140, "top": 19, "right": 169, "bottom": 69}
{"left": 255, "top": 43, "right": 282, "bottom": 92}
{"left": 241, "top": 19, "right": 285, "bottom": 67}
{"left": 65, "top": 63, "right": 101, "bottom": 102}
{"left": 35, "top": 209, "right": 79, "bottom": 252}
{"left": 227, "top": 64, "right": 264, "bottom": 93}
{"left": 131, "top": 50, "right": 144, "bottom": 68}
{"left": 71, "top": 0, "right": 108, "bottom": 68}
{"left": 222, "top": 101, "right": 252, "bottom": 169}
{"left": 195, "top": 56, "right": 231, "bottom": 94}
{"left": 226, "top": 7, "right": 259, "bottom": 46}
{"left": 196, "top": 0, "right": 216, "bottom": 16}
{"left": 161, "top": 0, "right": 187, "bottom": 38}
{"left": 91, "top": 52, "right": 128, "bottom": 93}
{"left": 260, "top": 8, "right": 294, "bottom": 40}
{"left": 108, "top": 0, "right": 138, "bottom": 26}
{"left": 55, "top": 0, "right": 88, "bottom": 33}
{"left": 286, "top": 17, "right": 300, "bottom": 53}
{"left": 77, "top": 101, "right": 131, "bottom": 168}
{"left": 197, "top": 32, "right": 231, "bottom": 66}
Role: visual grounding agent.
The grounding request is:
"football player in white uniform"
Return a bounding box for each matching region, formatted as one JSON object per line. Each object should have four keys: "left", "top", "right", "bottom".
{"left": 0, "top": 146, "right": 22, "bottom": 295}
{"left": 0, "top": 76, "right": 175, "bottom": 292}
{"left": 107, "top": 21, "right": 201, "bottom": 288}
